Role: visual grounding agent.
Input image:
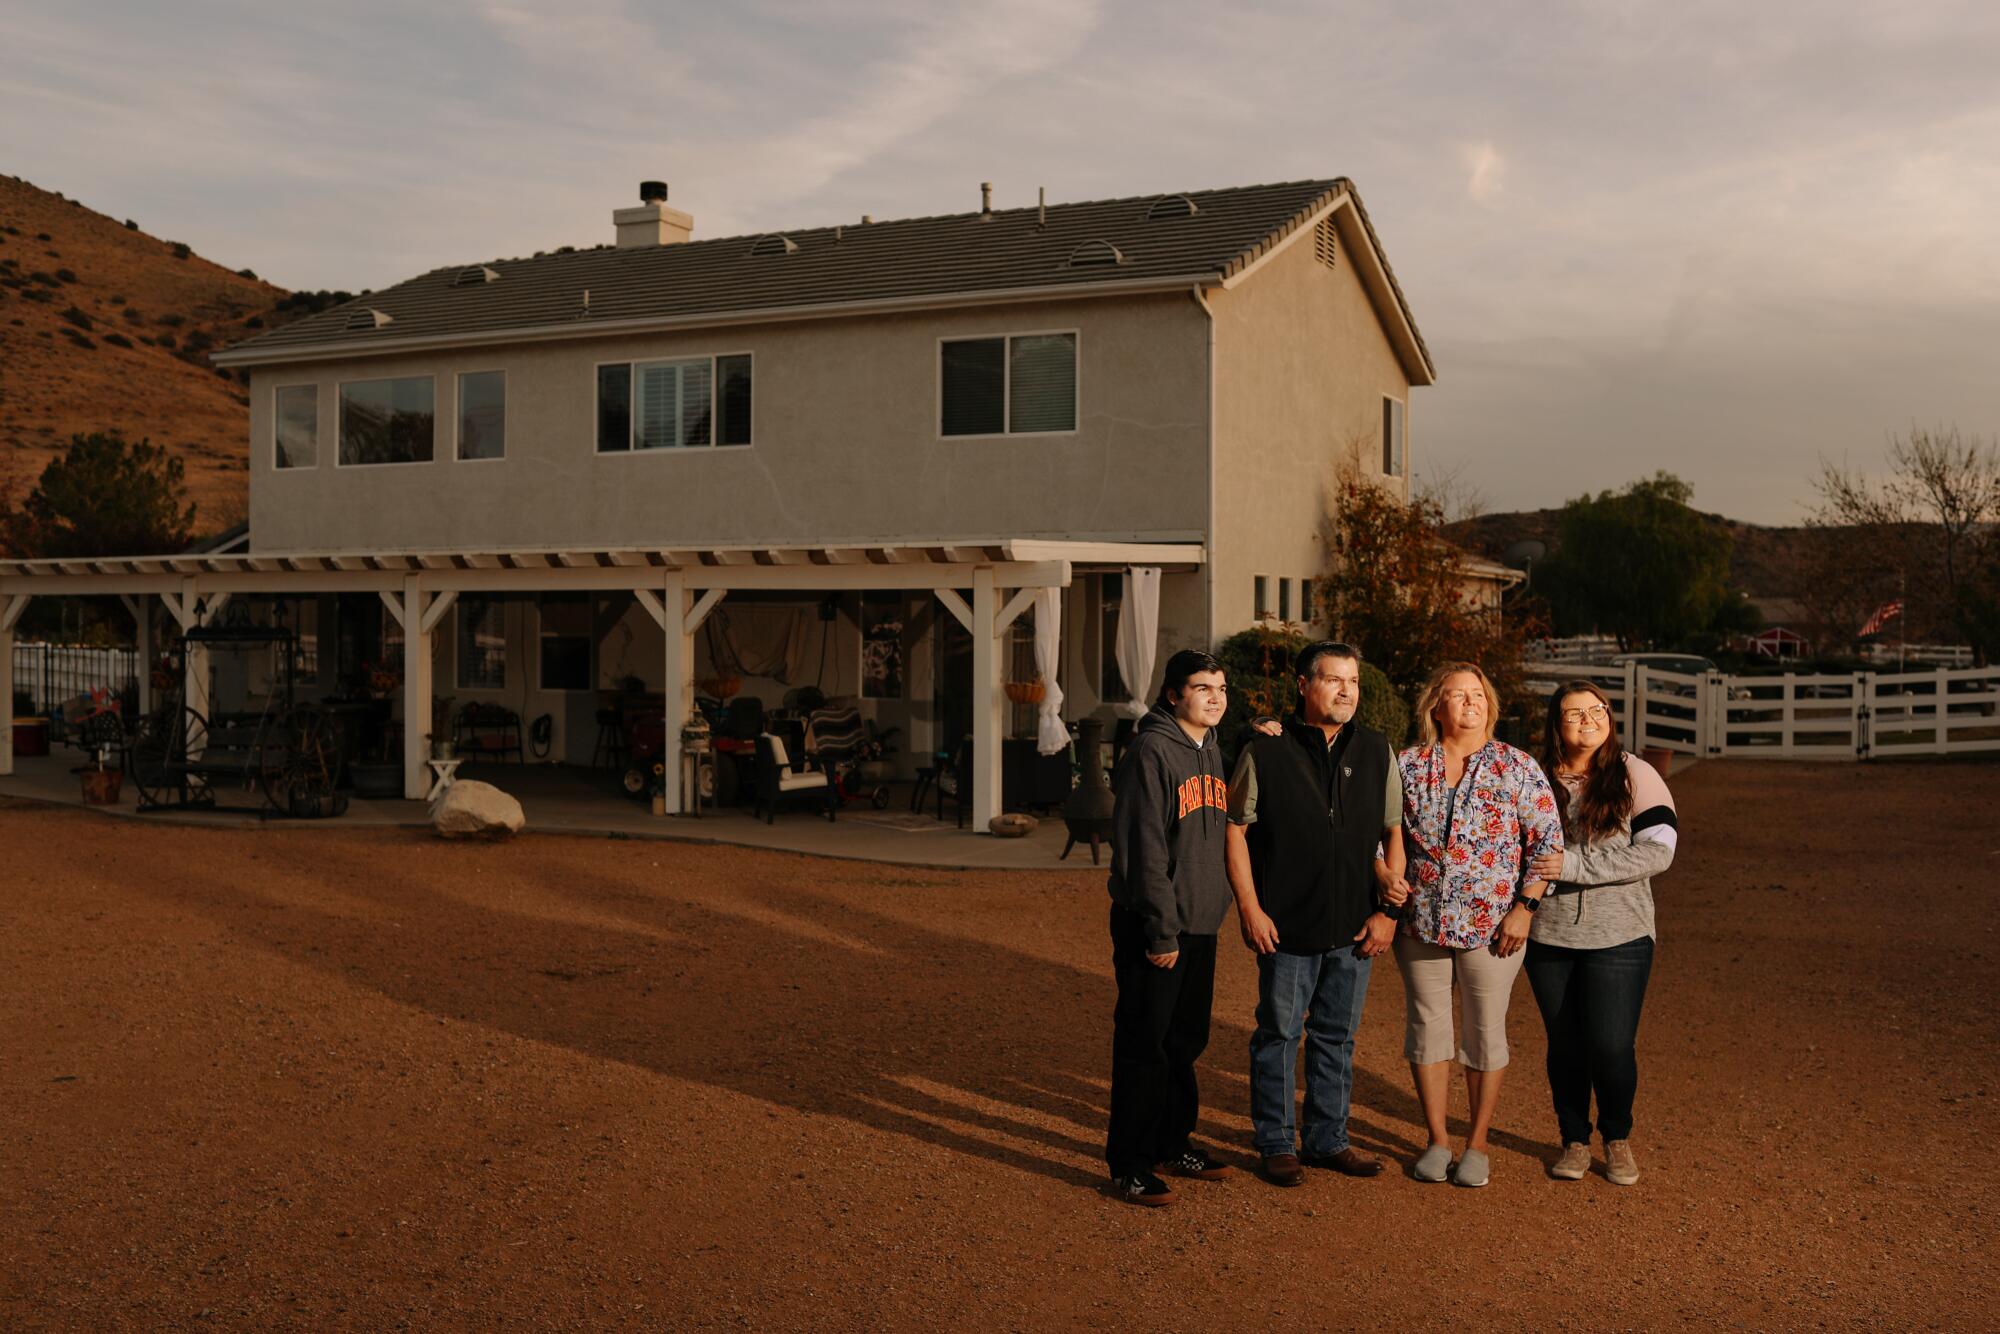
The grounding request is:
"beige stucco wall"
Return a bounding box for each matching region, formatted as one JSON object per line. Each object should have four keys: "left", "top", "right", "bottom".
{"left": 1205, "top": 219, "right": 1415, "bottom": 648}
{"left": 245, "top": 293, "right": 1209, "bottom": 555}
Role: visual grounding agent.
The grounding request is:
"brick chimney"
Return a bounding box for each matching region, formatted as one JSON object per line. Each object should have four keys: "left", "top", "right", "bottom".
{"left": 615, "top": 180, "right": 693, "bottom": 249}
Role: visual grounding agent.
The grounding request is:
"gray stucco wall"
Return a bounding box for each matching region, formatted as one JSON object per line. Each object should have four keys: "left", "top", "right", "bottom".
{"left": 246, "top": 293, "right": 1210, "bottom": 555}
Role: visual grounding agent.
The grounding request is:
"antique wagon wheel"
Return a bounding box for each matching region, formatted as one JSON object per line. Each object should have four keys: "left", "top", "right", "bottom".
{"left": 127, "top": 707, "right": 212, "bottom": 809}
{"left": 260, "top": 706, "right": 340, "bottom": 816}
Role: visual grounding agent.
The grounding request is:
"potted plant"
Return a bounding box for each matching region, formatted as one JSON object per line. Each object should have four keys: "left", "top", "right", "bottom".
{"left": 1004, "top": 680, "right": 1047, "bottom": 705}
{"left": 79, "top": 746, "right": 123, "bottom": 805}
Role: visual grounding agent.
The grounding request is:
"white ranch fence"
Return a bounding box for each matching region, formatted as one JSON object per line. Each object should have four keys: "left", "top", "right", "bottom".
{"left": 1523, "top": 662, "right": 2000, "bottom": 760}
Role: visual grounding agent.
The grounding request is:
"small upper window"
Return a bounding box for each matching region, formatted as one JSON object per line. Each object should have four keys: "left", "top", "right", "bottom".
{"left": 1278, "top": 578, "right": 1292, "bottom": 622}
{"left": 458, "top": 371, "right": 505, "bottom": 461}
{"left": 1382, "top": 396, "right": 1406, "bottom": 477}
{"left": 748, "top": 234, "right": 798, "bottom": 257}
{"left": 1066, "top": 239, "right": 1126, "bottom": 267}
{"left": 1254, "top": 575, "right": 1270, "bottom": 621}
{"left": 1145, "top": 195, "right": 1198, "bottom": 221}
{"left": 339, "top": 376, "right": 435, "bottom": 466}
{"left": 343, "top": 307, "right": 393, "bottom": 331}
{"left": 597, "top": 354, "right": 752, "bottom": 451}
{"left": 1300, "top": 578, "right": 1316, "bottom": 626}
{"left": 940, "top": 333, "right": 1076, "bottom": 437}
{"left": 275, "top": 384, "right": 317, "bottom": 469}
{"left": 453, "top": 266, "right": 500, "bottom": 287}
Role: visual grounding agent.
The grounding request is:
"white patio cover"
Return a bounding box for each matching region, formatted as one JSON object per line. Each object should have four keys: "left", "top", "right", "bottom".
{"left": 1115, "top": 566, "right": 1161, "bottom": 718}
{"left": 1034, "top": 586, "right": 1066, "bottom": 754}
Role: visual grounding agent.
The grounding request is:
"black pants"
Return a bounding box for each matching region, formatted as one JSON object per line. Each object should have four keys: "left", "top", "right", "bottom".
{"left": 1524, "top": 935, "right": 1655, "bottom": 1144}
{"left": 1105, "top": 905, "right": 1217, "bottom": 1177}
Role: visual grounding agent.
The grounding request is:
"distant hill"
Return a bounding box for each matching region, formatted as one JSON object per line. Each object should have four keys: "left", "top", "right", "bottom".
{"left": 0, "top": 174, "right": 349, "bottom": 537}
{"left": 1445, "top": 508, "right": 1802, "bottom": 599}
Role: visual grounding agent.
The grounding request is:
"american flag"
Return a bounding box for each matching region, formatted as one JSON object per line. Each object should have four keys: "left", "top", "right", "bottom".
{"left": 1860, "top": 599, "right": 1904, "bottom": 637}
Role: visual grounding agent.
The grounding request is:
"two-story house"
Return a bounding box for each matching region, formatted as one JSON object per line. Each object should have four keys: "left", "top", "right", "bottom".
{"left": 0, "top": 176, "right": 1434, "bottom": 828}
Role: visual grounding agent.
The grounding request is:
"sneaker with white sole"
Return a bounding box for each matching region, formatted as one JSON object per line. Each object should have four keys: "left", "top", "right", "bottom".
{"left": 1550, "top": 1142, "right": 1591, "bottom": 1180}
{"left": 1111, "top": 1171, "right": 1177, "bottom": 1207}
{"left": 1452, "top": 1148, "right": 1491, "bottom": 1188}
{"left": 1605, "top": 1139, "right": 1640, "bottom": 1186}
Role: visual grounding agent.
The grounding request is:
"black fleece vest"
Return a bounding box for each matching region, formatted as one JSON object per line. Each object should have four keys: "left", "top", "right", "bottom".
{"left": 1244, "top": 721, "right": 1393, "bottom": 954}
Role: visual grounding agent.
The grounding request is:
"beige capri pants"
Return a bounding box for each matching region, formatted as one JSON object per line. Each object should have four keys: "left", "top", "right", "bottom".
{"left": 1392, "top": 934, "right": 1527, "bottom": 1071}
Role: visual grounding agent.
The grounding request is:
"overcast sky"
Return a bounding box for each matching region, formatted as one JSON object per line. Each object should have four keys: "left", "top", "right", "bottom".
{"left": 7, "top": 0, "right": 1996, "bottom": 524}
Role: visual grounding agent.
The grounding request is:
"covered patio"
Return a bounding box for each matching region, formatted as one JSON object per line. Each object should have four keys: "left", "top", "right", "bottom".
{"left": 1, "top": 540, "right": 1202, "bottom": 835}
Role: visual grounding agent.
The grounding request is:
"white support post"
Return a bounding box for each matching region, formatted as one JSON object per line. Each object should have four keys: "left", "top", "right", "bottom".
{"left": 660, "top": 569, "right": 688, "bottom": 816}
{"left": 0, "top": 594, "right": 25, "bottom": 776}
{"left": 134, "top": 595, "right": 155, "bottom": 720}
{"left": 971, "top": 566, "right": 1002, "bottom": 831}
{"left": 182, "top": 581, "right": 211, "bottom": 729}
{"left": 401, "top": 577, "right": 433, "bottom": 799}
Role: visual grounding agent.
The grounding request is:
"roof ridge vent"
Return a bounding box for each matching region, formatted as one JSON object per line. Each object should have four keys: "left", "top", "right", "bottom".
{"left": 1145, "top": 195, "right": 1199, "bottom": 220}
{"left": 453, "top": 265, "right": 501, "bottom": 287}
{"left": 749, "top": 233, "right": 799, "bottom": 257}
{"left": 1065, "top": 239, "right": 1127, "bottom": 268}
{"left": 344, "top": 307, "right": 393, "bottom": 331}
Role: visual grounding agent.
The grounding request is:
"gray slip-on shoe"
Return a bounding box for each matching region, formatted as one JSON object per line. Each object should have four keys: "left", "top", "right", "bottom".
{"left": 1453, "top": 1148, "right": 1491, "bottom": 1188}
{"left": 1414, "top": 1143, "right": 1453, "bottom": 1183}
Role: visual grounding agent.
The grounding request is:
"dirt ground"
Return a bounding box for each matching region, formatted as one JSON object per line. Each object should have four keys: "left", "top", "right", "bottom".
{"left": 1, "top": 760, "right": 1994, "bottom": 1330}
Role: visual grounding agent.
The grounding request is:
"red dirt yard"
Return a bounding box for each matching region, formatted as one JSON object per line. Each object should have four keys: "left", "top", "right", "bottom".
{"left": 1, "top": 761, "right": 1994, "bottom": 1329}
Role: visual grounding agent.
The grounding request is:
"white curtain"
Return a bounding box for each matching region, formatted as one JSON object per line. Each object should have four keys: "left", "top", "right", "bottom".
{"left": 1033, "top": 587, "right": 1066, "bottom": 755}
{"left": 1115, "top": 566, "right": 1161, "bottom": 719}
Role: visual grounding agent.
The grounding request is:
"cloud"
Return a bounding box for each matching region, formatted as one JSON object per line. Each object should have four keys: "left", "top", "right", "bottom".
{"left": 1463, "top": 141, "right": 1504, "bottom": 205}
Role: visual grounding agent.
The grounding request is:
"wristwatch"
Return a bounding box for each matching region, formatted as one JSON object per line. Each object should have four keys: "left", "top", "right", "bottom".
{"left": 1511, "top": 892, "right": 1544, "bottom": 915}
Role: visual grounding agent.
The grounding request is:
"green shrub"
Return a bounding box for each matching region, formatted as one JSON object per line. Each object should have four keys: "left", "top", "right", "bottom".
{"left": 1214, "top": 625, "right": 1413, "bottom": 754}
{"left": 124, "top": 219, "right": 139, "bottom": 231}
{"left": 54, "top": 268, "right": 76, "bottom": 283}
{"left": 60, "top": 305, "right": 92, "bottom": 331}
{"left": 236, "top": 267, "right": 257, "bottom": 280}
{"left": 169, "top": 242, "right": 191, "bottom": 260}
{"left": 102, "top": 332, "right": 132, "bottom": 349}
{"left": 21, "top": 287, "right": 50, "bottom": 303}
{"left": 157, "top": 313, "right": 184, "bottom": 327}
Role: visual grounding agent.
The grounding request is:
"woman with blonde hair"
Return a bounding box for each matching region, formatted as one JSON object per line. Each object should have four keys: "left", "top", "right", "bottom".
{"left": 1524, "top": 679, "right": 1677, "bottom": 1187}
{"left": 1391, "top": 662, "right": 1565, "bottom": 1186}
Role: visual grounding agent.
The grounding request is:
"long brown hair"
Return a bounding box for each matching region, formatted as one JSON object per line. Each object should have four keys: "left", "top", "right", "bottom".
{"left": 1540, "top": 679, "right": 1631, "bottom": 842}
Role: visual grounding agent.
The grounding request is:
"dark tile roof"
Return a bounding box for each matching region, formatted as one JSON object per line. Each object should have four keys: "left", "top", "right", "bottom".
{"left": 219, "top": 178, "right": 1429, "bottom": 371}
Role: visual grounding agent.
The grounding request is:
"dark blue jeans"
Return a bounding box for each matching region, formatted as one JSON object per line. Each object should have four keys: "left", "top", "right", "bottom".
{"left": 1249, "top": 946, "right": 1373, "bottom": 1158}
{"left": 1524, "top": 935, "right": 1654, "bottom": 1144}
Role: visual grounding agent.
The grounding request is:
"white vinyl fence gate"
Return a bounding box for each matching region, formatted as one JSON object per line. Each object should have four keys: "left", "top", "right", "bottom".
{"left": 1524, "top": 663, "right": 2000, "bottom": 760}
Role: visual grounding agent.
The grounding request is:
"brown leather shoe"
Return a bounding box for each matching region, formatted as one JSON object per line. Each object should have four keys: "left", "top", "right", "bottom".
{"left": 1260, "top": 1153, "right": 1306, "bottom": 1187}
{"left": 1299, "top": 1147, "right": 1384, "bottom": 1177}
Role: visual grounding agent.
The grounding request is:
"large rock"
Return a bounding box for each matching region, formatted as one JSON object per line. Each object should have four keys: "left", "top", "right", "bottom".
{"left": 431, "top": 779, "right": 525, "bottom": 840}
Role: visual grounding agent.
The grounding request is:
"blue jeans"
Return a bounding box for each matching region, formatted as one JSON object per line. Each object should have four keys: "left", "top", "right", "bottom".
{"left": 1249, "top": 947, "right": 1373, "bottom": 1158}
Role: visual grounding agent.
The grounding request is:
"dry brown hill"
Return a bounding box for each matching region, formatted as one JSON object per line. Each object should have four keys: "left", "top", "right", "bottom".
{"left": 0, "top": 174, "right": 342, "bottom": 537}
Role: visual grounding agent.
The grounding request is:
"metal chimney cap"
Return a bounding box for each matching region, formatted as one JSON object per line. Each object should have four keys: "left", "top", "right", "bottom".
{"left": 639, "top": 180, "right": 669, "bottom": 204}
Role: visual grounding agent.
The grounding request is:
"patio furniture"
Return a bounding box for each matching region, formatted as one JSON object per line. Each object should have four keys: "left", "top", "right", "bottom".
{"left": 426, "top": 756, "right": 463, "bottom": 801}
{"left": 753, "top": 731, "right": 833, "bottom": 823}
{"left": 454, "top": 702, "right": 523, "bottom": 763}
{"left": 590, "top": 707, "right": 628, "bottom": 770}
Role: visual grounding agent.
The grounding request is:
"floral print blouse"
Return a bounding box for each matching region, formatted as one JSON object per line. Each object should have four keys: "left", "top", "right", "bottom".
{"left": 1397, "top": 740, "right": 1565, "bottom": 950}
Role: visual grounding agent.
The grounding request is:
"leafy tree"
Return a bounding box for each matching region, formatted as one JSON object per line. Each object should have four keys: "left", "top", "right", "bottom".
{"left": 1316, "top": 474, "right": 1541, "bottom": 708}
{"left": 1537, "top": 473, "right": 1732, "bottom": 651}
{"left": 3, "top": 432, "right": 196, "bottom": 559}
{"left": 1214, "top": 625, "right": 1411, "bottom": 753}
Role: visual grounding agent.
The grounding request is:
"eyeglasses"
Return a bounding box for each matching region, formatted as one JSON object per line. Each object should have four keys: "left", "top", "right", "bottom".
{"left": 1439, "top": 689, "right": 1485, "bottom": 706}
{"left": 1561, "top": 704, "right": 1610, "bottom": 724}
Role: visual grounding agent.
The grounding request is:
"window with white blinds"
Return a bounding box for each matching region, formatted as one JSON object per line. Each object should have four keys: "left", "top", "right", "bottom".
{"left": 940, "top": 331, "right": 1077, "bottom": 436}
{"left": 597, "top": 353, "right": 752, "bottom": 451}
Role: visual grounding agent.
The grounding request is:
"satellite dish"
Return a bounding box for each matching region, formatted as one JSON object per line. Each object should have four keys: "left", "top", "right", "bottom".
{"left": 1501, "top": 539, "right": 1547, "bottom": 570}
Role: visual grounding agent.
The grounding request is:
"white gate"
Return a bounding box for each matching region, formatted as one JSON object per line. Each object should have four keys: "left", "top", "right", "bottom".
{"left": 1522, "top": 662, "right": 2000, "bottom": 760}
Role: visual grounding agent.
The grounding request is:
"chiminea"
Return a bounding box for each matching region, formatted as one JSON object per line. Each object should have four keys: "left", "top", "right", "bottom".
{"left": 1062, "top": 718, "right": 1117, "bottom": 864}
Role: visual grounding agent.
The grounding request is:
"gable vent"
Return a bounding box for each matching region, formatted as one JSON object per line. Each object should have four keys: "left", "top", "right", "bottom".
{"left": 453, "top": 265, "right": 501, "bottom": 287}
{"left": 1145, "top": 195, "right": 1198, "bottom": 221}
{"left": 748, "top": 234, "right": 798, "bottom": 258}
{"left": 344, "top": 308, "right": 393, "bottom": 331}
{"left": 1066, "top": 239, "right": 1127, "bottom": 268}
{"left": 1314, "top": 217, "right": 1337, "bottom": 270}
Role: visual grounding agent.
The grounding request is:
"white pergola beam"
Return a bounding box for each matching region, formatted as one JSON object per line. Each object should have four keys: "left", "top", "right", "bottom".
{"left": 379, "top": 590, "right": 407, "bottom": 630}
{"left": 994, "top": 587, "right": 1037, "bottom": 639}
{"left": 936, "top": 588, "right": 974, "bottom": 633}
{"left": 1, "top": 594, "right": 30, "bottom": 635}
{"left": 685, "top": 588, "right": 726, "bottom": 636}
{"left": 659, "top": 570, "right": 688, "bottom": 816}
{"left": 970, "top": 567, "right": 1002, "bottom": 831}
{"left": 419, "top": 590, "right": 457, "bottom": 636}
{"left": 633, "top": 588, "right": 668, "bottom": 631}
{"left": 400, "top": 577, "right": 434, "bottom": 799}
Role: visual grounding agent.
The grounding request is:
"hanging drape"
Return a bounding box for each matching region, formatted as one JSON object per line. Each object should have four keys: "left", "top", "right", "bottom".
{"left": 1115, "top": 566, "right": 1161, "bottom": 718}
{"left": 1033, "top": 586, "right": 1066, "bottom": 754}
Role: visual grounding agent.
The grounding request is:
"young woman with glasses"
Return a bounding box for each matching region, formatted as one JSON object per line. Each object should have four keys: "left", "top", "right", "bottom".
{"left": 1523, "top": 679, "right": 1678, "bottom": 1187}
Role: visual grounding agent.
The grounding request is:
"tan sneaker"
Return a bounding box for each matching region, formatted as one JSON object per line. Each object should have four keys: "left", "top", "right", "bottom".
{"left": 1549, "top": 1142, "right": 1591, "bottom": 1180}
{"left": 1605, "top": 1139, "right": 1640, "bottom": 1186}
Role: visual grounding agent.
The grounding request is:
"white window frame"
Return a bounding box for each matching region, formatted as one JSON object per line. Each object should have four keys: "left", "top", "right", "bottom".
{"left": 592, "top": 351, "right": 755, "bottom": 455}
{"left": 334, "top": 374, "right": 438, "bottom": 469}
{"left": 272, "top": 381, "right": 320, "bottom": 471}
{"left": 454, "top": 368, "right": 507, "bottom": 464}
{"left": 534, "top": 595, "right": 592, "bottom": 693}
{"left": 936, "top": 328, "right": 1081, "bottom": 441}
{"left": 1382, "top": 394, "right": 1407, "bottom": 478}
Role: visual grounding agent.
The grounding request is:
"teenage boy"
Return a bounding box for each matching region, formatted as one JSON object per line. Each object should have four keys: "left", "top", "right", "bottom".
{"left": 1104, "top": 648, "right": 1235, "bottom": 1207}
{"left": 1227, "top": 641, "right": 1408, "bottom": 1186}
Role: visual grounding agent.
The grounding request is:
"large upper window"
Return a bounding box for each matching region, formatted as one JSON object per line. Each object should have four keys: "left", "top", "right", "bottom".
{"left": 597, "top": 354, "right": 752, "bottom": 452}
{"left": 940, "top": 332, "right": 1076, "bottom": 436}
{"left": 275, "top": 384, "right": 318, "bottom": 469}
{"left": 1382, "top": 396, "right": 1406, "bottom": 477}
{"left": 457, "top": 371, "right": 505, "bottom": 461}
{"left": 339, "top": 376, "right": 435, "bottom": 466}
